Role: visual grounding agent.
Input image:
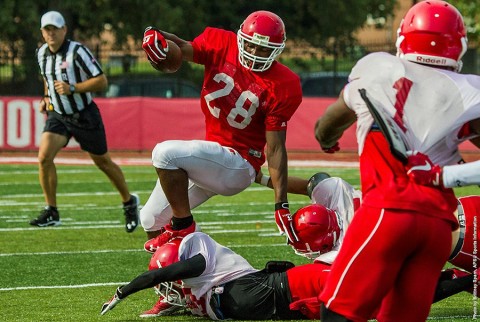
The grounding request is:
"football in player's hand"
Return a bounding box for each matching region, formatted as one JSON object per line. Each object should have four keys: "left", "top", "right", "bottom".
{"left": 152, "top": 40, "right": 182, "bottom": 73}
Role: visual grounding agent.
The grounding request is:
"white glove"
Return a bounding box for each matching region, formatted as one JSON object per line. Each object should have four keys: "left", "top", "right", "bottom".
{"left": 100, "top": 287, "right": 123, "bottom": 315}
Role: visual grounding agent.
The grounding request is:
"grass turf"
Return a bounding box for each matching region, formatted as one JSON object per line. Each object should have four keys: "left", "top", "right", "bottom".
{"left": 0, "top": 163, "right": 478, "bottom": 321}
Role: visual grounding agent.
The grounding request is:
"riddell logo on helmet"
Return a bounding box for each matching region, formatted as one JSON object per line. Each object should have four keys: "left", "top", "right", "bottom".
{"left": 252, "top": 33, "right": 270, "bottom": 45}
{"left": 416, "top": 57, "right": 447, "bottom": 65}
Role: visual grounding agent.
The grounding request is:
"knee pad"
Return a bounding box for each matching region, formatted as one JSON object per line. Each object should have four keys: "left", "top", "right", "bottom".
{"left": 152, "top": 140, "right": 185, "bottom": 169}
{"left": 139, "top": 205, "right": 171, "bottom": 232}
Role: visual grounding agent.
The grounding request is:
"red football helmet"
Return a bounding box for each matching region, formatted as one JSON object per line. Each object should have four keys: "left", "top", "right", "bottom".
{"left": 396, "top": 0, "right": 467, "bottom": 72}
{"left": 237, "top": 10, "right": 286, "bottom": 72}
{"left": 149, "top": 238, "right": 185, "bottom": 307}
{"left": 289, "top": 204, "right": 340, "bottom": 259}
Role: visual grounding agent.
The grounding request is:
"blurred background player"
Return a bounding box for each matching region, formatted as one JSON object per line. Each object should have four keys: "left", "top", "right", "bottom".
{"left": 139, "top": 11, "right": 302, "bottom": 262}
{"left": 314, "top": 1, "right": 480, "bottom": 320}
{"left": 32, "top": 11, "right": 139, "bottom": 232}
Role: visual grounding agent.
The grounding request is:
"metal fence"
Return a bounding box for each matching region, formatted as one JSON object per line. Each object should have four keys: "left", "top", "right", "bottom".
{"left": 0, "top": 41, "right": 478, "bottom": 97}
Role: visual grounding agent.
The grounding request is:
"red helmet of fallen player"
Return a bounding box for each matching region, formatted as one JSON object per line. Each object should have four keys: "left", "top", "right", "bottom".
{"left": 237, "top": 10, "right": 286, "bottom": 72}
{"left": 289, "top": 204, "right": 340, "bottom": 259}
{"left": 149, "top": 237, "right": 185, "bottom": 307}
{"left": 396, "top": 0, "right": 467, "bottom": 72}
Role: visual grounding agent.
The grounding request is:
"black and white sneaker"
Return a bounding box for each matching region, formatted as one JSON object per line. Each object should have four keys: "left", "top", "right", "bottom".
{"left": 29, "top": 207, "right": 61, "bottom": 227}
{"left": 123, "top": 194, "right": 140, "bottom": 233}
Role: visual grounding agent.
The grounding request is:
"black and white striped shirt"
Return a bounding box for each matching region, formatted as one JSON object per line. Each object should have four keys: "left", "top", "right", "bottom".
{"left": 36, "top": 39, "right": 103, "bottom": 115}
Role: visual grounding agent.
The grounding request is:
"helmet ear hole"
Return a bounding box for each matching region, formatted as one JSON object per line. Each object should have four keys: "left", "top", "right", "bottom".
{"left": 289, "top": 204, "right": 341, "bottom": 259}
{"left": 396, "top": 0, "right": 467, "bottom": 71}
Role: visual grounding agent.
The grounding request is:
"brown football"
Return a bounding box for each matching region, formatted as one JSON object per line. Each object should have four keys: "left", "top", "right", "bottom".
{"left": 152, "top": 39, "right": 182, "bottom": 73}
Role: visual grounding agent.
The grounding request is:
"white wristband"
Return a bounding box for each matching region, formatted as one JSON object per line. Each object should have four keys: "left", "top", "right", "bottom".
{"left": 443, "top": 160, "right": 480, "bottom": 188}
{"left": 260, "top": 174, "right": 271, "bottom": 187}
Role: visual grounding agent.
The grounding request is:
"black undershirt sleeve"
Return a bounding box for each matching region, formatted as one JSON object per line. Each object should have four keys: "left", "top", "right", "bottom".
{"left": 119, "top": 253, "right": 206, "bottom": 298}
{"left": 433, "top": 274, "right": 473, "bottom": 303}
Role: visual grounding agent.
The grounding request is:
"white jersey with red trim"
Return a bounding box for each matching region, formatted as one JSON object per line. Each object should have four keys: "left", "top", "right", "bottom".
{"left": 344, "top": 52, "right": 480, "bottom": 167}
{"left": 310, "top": 178, "right": 479, "bottom": 271}
{"left": 178, "top": 232, "right": 258, "bottom": 319}
{"left": 310, "top": 177, "right": 361, "bottom": 264}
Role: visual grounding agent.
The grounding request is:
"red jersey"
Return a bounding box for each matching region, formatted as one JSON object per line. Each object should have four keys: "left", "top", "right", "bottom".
{"left": 287, "top": 263, "right": 331, "bottom": 319}
{"left": 191, "top": 27, "right": 302, "bottom": 171}
{"left": 360, "top": 132, "right": 458, "bottom": 229}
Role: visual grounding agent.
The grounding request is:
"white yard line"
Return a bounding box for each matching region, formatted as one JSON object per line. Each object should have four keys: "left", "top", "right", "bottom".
{"left": 0, "top": 156, "right": 358, "bottom": 168}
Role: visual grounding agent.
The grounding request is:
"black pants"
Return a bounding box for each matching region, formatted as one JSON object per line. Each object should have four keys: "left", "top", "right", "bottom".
{"left": 218, "top": 270, "right": 307, "bottom": 320}
{"left": 44, "top": 101, "right": 107, "bottom": 155}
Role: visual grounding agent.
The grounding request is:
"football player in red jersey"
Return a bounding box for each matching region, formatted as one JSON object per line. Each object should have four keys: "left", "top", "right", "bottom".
{"left": 139, "top": 10, "right": 302, "bottom": 315}
{"left": 313, "top": 1, "right": 480, "bottom": 320}
{"left": 262, "top": 171, "right": 477, "bottom": 313}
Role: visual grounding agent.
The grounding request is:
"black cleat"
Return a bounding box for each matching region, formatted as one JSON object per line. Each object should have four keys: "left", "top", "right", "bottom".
{"left": 123, "top": 194, "right": 140, "bottom": 233}
{"left": 30, "top": 207, "right": 61, "bottom": 227}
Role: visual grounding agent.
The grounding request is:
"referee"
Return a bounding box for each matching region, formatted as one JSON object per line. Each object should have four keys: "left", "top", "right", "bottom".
{"left": 32, "top": 11, "right": 140, "bottom": 233}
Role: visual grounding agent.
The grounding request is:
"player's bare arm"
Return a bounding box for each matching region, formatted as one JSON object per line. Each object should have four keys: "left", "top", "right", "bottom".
{"left": 39, "top": 81, "right": 49, "bottom": 113}
{"left": 265, "top": 130, "right": 289, "bottom": 203}
{"left": 255, "top": 170, "right": 309, "bottom": 196}
{"left": 267, "top": 130, "right": 300, "bottom": 243}
{"left": 314, "top": 91, "right": 356, "bottom": 150}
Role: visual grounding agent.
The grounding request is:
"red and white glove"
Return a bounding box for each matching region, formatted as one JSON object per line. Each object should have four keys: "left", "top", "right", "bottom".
{"left": 142, "top": 26, "right": 169, "bottom": 65}
{"left": 321, "top": 142, "right": 340, "bottom": 154}
{"left": 406, "top": 151, "right": 443, "bottom": 187}
{"left": 274, "top": 202, "right": 299, "bottom": 243}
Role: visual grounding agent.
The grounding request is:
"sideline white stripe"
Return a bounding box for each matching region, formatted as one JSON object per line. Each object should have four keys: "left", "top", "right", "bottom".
{"left": 0, "top": 282, "right": 130, "bottom": 291}
{"left": 0, "top": 277, "right": 474, "bottom": 322}
{"left": 0, "top": 156, "right": 358, "bottom": 168}
{"left": 0, "top": 249, "right": 143, "bottom": 257}
{"left": 0, "top": 243, "right": 285, "bottom": 257}
{"left": 0, "top": 221, "right": 277, "bottom": 232}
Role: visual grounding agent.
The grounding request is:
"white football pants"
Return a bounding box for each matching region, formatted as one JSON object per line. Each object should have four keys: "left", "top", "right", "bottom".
{"left": 140, "top": 140, "right": 256, "bottom": 232}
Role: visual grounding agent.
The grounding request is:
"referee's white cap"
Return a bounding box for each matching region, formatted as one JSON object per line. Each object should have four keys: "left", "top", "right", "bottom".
{"left": 41, "top": 11, "right": 65, "bottom": 29}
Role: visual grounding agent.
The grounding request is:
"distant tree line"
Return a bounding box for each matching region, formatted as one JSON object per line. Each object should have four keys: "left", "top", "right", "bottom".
{"left": 0, "top": 0, "right": 477, "bottom": 95}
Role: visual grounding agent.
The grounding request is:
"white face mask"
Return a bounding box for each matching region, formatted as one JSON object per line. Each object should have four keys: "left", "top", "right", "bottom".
{"left": 237, "top": 30, "right": 285, "bottom": 72}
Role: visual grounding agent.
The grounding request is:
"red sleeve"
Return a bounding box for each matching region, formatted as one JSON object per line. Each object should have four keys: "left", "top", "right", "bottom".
{"left": 191, "top": 27, "right": 235, "bottom": 67}
{"left": 263, "top": 65, "right": 302, "bottom": 131}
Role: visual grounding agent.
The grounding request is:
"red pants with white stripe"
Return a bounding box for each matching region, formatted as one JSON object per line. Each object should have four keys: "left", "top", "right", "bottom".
{"left": 319, "top": 205, "right": 452, "bottom": 322}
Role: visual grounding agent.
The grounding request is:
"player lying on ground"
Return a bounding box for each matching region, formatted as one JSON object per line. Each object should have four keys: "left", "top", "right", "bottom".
{"left": 100, "top": 175, "right": 475, "bottom": 320}
{"left": 261, "top": 171, "right": 479, "bottom": 296}
{"left": 101, "top": 232, "right": 329, "bottom": 320}
{"left": 100, "top": 231, "right": 472, "bottom": 320}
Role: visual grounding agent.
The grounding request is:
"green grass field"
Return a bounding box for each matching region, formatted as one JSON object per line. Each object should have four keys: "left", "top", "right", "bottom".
{"left": 0, "top": 163, "right": 478, "bottom": 321}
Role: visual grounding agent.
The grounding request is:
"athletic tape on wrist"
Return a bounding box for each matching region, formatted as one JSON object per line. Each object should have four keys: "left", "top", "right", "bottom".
{"left": 260, "top": 174, "right": 270, "bottom": 187}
